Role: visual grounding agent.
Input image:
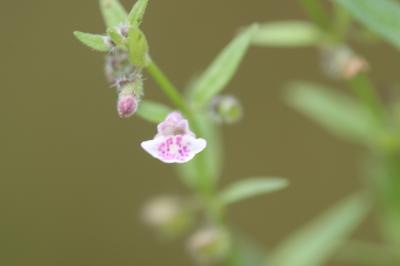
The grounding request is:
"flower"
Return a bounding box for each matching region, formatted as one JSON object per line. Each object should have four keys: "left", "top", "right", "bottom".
{"left": 141, "top": 112, "right": 207, "bottom": 163}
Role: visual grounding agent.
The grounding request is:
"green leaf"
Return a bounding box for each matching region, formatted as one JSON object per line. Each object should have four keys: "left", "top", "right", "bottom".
{"left": 99, "top": 0, "right": 128, "bottom": 28}
{"left": 335, "top": 0, "right": 400, "bottom": 49}
{"left": 73, "top": 31, "right": 110, "bottom": 52}
{"left": 270, "top": 193, "right": 370, "bottom": 266}
{"left": 136, "top": 100, "right": 172, "bottom": 123}
{"left": 220, "top": 177, "right": 289, "bottom": 205}
{"left": 252, "top": 21, "right": 324, "bottom": 47}
{"left": 177, "top": 113, "right": 223, "bottom": 192}
{"left": 189, "top": 24, "right": 259, "bottom": 108}
{"left": 128, "top": 27, "right": 149, "bottom": 67}
{"left": 128, "top": 0, "right": 149, "bottom": 27}
{"left": 107, "top": 27, "right": 125, "bottom": 46}
{"left": 286, "top": 82, "right": 377, "bottom": 145}
{"left": 335, "top": 240, "right": 400, "bottom": 265}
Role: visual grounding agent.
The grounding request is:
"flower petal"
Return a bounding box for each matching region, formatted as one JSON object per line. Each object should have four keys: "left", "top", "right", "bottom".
{"left": 157, "top": 112, "right": 194, "bottom": 136}
{"left": 141, "top": 135, "right": 207, "bottom": 163}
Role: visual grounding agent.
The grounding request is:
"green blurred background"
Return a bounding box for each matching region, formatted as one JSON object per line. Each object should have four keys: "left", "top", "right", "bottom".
{"left": 1, "top": 0, "right": 399, "bottom": 265}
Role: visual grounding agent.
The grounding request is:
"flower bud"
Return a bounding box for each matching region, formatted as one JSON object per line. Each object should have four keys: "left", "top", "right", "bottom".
{"left": 209, "top": 95, "right": 243, "bottom": 124}
{"left": 320, "top": 45, "right": 369, "bottom": 80}
{"left": 117, "top": 91, "right": 137, "bottom": 118}
{"left": 142, "top": 196, "right": 193, "bottom": 238}
{"left": 187, "top": 226, "right": 231, "bottom": 265}
{"left": 115, "top": 73, "right": 143, "bottom": 118}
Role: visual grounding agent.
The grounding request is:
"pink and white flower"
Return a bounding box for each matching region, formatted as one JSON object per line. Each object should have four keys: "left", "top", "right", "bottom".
{"left": 141, "top": 112, "right": 207, "bottom": 163}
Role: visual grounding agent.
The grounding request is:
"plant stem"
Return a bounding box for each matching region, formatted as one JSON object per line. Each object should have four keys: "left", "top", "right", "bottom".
{"left": 146, "top": 60, "right": 190, "bottom": 116}
{"left": 348, "top": 74, "right": 386, "bottom": 123}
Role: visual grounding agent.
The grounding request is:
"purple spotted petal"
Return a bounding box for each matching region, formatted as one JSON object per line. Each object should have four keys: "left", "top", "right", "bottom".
{"left": 141, "top": 135, "right": 207, "bottom": 163}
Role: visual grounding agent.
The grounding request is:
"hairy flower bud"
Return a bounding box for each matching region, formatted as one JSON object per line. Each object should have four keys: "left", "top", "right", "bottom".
{"left": 105, "top": 49, "right": 135, "bottom": 84}
{"left": 117, "top": 92, "right": 137, "bottom": 118}
{"left": 187, "top": 226, "right": 231, "bottom": 264}
{"left": 142, "top": 196, "right": 193, "bottom": 238}
{"left": 116, "top": 77, "right": 143, "bottom": 118}
{"left": 320, "top": 45, "right": 368, "bottom": 80}
{"left": 210, "top": 95, "right": 243, "bottom": 124}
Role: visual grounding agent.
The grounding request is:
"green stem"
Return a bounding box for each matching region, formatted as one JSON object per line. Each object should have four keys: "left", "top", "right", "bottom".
{"left": 348, "top": 74, "right": 386, "bottom": 123}
{"left": 333, "top": 3, "right": 352, "bottom": 42}
{"left": 299, "top": 0, "right": 330, "bottom": 30}
{"left": 146, "top": 60, "right": 190, "bottom": 116}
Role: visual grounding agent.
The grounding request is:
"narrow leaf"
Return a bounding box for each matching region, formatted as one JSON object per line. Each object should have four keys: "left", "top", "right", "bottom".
{"left": 252, "top": 21, "right": 324, "bottom": 47}
{"left": 128, "top": 0, "right": 149, "bottom": 27}
{"left": 220, "top": 177, "right": 289, "bottom": 205}
{"left": 73, "top": 31, "right": 110, "bottom": 52}
{"left": 286, "top": 82, "right": 377, "bottom": 144}
{"left": 128, "top": 27, "right": 149, "bottom": 67}
{"left": 270, "top": 193, "right": 370, "bottom": 266}
{"left": 335, "top": 0, "right": 400, "bottom": 48}
{"left": 136, "top": 100, "right": 172, "bottom": 123}
{"left": 100, "top": 0, "right": 128, "bottom": 28}
{"left": 107, "top": 27, "right": 125, "bottom": 46}
{"left": 189, "top": 24, "right": 259, "bottom": 108}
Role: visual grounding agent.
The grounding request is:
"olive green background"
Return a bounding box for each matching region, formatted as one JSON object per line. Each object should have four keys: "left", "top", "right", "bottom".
{"left": 1, "top": 1, "right": 399, "bottom": 265}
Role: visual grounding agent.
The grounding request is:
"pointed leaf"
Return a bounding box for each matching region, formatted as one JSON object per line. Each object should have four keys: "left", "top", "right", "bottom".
{"left": 136, "top": 100, "right": 172, "bottom": 123}
{"left": 335, "top": 0, "right": 400, "bottom": 49}
{"left": 271, "top": 193, "right": 370, "bottom": 266}
{"left": 128, "top": 0, "right": 149, "bottom": 27}
{"left": 73, "top": 31, "right": 110, "bottom": 52}
{"left": 128, "top": 27, "right": 149, "bottom": 67}
{"left": 220, "top": 177, "right": 289, "bottom": 205}
{"left": 189, "top": 24, "right": 259, "bottom": 108}
{"left": 252, "top": 21, "right": 324, "bottom": 47}
{"left": 286, "top": 82, "right": 377, "bottom": 144}
{"left": 107, "top": 27, "right": 125, "bottom": 46}
{"left": 100, "top": 0, "right": 128, "bottom": 28}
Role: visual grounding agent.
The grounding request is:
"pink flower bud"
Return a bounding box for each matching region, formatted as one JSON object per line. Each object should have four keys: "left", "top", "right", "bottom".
{"left": 117, "top": 92, "right": 137, "bottom": 118}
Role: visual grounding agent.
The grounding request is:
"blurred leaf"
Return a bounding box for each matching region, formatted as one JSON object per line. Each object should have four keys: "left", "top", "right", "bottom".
{"left": 335, "top": 0, "right": 400, "bottom": 48}
{"left": 177, "top": 113, "right": 223, "bottom": 192}
{"left": 335, "top": 240, "right": 400, "bottom": 265}
{"left": 136, "top": 100, "right": 172, "bottom": 123}
{"left": 252, "top": 21, "right": 324, "bottom": 47}
{"left": 220, "top": 177, "right": 289, "bottom": 205}
{"left": 99, "top": 0, "right": 128, "bottom": 28}
{"left": 128, "top": 27, "right": 149, "bottom": 67}
{"left": 128, "top": 0, "right": 149, "bottom": 27}
{"left": 270, "top": 193, "right": 370, "bottom": 266}
{"left": 189, "top": 24, "right": 259, "bottom": 108}
{"left": 73, "top": 31, "right": 110, "bottom": 52}
{"left": 228, "top": 232, "right": 267, "bottom": 266}
{"left": 286, "top": 82, "right": 377, "bottom": 145}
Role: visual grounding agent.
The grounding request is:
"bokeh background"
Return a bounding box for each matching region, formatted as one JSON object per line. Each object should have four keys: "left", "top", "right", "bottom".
{"left": 1, "top": 1, "right": 399, "bottom": 265}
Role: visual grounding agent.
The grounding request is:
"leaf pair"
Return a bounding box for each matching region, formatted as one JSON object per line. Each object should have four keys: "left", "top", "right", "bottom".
{"left": 99, "top": 0, "right": 148, "bottom": 28}
{"left": 74, "top": 0, "right": 149, "bottom": 65}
